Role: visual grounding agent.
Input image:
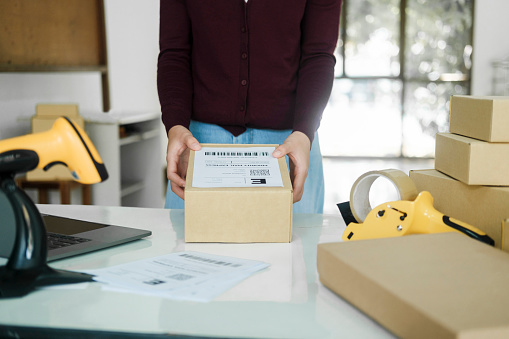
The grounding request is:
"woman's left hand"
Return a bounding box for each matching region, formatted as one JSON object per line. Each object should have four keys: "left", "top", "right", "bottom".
{"left": 272, "top": 131, "right": 311, "bottom": 203}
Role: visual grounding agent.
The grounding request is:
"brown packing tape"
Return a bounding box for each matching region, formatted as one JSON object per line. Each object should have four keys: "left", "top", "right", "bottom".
{"left": 349, "top": 169, "right": 418, "bottom": 223}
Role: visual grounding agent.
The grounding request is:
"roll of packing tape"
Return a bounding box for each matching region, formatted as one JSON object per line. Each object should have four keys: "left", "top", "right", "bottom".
{"left": 349, "top": 169, "right": 418, "bottom": 223}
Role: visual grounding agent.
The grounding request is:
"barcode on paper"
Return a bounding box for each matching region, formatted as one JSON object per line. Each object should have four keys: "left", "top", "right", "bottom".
{"left": 250, "top": 169, "right": 270, "bottom": 176}
{"left": 143, "top": 279, "right": 166, "bottom": 285}
{"left": 168, "top": 273, "right": 194, "bottom": 281}
{"left": 204, "top": 151, "right": 269, "bottom": 157}
{"left": 179, "top": 253, "right": 242, "bottom": 268}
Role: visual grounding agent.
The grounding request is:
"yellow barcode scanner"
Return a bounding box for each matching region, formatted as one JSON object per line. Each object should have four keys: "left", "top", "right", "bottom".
{"left": 342, "top": 191, "right": 494, "bottom": 246}
{"left": 0, "top": 117, "right": 108, "bottom": 184}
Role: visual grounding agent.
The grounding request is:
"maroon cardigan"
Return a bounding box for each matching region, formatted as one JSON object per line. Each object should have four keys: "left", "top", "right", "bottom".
{"left": 157, "top": 0, "right": 341, "bottom": 143}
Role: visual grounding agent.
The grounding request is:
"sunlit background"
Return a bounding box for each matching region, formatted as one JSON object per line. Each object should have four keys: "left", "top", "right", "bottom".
{"left": 319, "top": 0, "right": 474, "bottom": 213}
{"left": 320, "top": 0, "right": 473, "bottom": 157}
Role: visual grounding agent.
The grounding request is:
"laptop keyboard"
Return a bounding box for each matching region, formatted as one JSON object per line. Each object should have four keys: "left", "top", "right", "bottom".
{"left": 47, "top": 232, "right": 92, "bottom": 250}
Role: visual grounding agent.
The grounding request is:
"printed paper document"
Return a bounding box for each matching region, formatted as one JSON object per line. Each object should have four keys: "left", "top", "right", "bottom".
{"left": 85, "top": 251, "right": 270, "bottom": 302}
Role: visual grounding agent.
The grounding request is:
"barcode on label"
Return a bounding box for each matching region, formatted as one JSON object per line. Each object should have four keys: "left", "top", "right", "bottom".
{"left": 168, "top": 273, "right": 194, "bottom": 281}
{"left": 143, "top": 279, "right": 166, "bottom": 285}
{"left": 204, "top": 151, "right": 269, "bottom": 157}
{"left": 250, "top": 169, "right": 270, "bottom": 176}
{"left": 179, "top": 253, "right": 242, "bottom": 268}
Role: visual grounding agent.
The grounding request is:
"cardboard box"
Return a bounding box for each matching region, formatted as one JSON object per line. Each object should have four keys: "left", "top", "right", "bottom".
{"left": 435, "top": 132, "right": 509, "bottom": 185}
{"left": 450, "top": 95, "right": 509, "bottom": 142}
{"left": 27, "top": 104, "right": 84, "bottom": 181}
{"left": 410, "top": 169, "right": 509, "bottom": 249}
{"left": 185, "top": 144, "right": 293, "bottom": 243}
{"left": 317, "top": 233, "right": 509, "bottom": 339}
{"left": 32, "top": 104, "right": 84, "bottom": 130}
{"left": 35, "top": 103, "right": 80, "bottom": 117}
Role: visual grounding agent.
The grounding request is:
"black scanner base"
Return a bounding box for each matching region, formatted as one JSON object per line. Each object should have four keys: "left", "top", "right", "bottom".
{"left": 0, "top": 172, "right": 93, "bottom": 299}
{"left": 0, "top": 265, "right": 93, "bottom": 298}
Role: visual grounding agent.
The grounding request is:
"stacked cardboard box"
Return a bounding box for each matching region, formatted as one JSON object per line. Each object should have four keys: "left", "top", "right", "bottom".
{"left": 317, "top": 95, "right": 509, "bottom": 339}
{"left": 27, "top": 104, "right": 85, "bottom": 181}
{"left": 410, "top": 95, "right": 509, "bottom": 250}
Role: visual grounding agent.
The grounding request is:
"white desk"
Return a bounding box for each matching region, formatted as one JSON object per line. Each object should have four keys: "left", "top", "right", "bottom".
{"left": 0, "top": 205, "right": 395, "bottom": 338}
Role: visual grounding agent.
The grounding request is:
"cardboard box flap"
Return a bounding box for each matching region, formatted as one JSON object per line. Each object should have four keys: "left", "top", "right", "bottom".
{"left": 317, "top": 233, "right": 509, "bottom": 339}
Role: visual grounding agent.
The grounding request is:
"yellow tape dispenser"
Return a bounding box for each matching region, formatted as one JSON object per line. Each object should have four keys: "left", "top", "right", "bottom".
{"left": 343, "top": 191, "right": 494, "bottom": 246}
{"left": 339, "top": 170, "right": 494, "bottom": 246}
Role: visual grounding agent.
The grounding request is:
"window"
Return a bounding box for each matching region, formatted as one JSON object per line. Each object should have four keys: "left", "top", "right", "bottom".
{"left": 319, "top": 0, "right": 474, "bottom": 158}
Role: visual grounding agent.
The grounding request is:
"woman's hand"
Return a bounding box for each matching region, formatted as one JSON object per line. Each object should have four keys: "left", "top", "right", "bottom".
{"left": 166, "top": 125, "right": 201, "bottom": 200}
{"left": 272, "top": 131, "right": 311, "bottom": 203}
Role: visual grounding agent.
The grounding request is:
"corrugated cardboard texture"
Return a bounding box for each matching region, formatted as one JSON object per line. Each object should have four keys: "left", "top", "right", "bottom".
{"left": 503, "top": 220, "right": 509, "bottom": 253}
{"left": 410, "top": 169, "right": 509, "bottom": 249}
{"left": 185, "top": 144, "right": 293, "bottom": 243}
{"left": 317, "top": 233, "right": 509, "bottom": 339}
{"left": 435, "top": 133, "right": 509, "bottom": 185}
{"left": 27, "top": 104, "right": 83, "bottom": 181}
{"left": 450, "top": 95, "right": 509, "bottom": 142}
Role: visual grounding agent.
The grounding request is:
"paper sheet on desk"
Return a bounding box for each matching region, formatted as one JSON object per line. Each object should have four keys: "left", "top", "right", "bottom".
{"left": 192, "top": 146, "right": 284, "bottom": 188}
{"left": 84, "top": 251, "right": 270, "bottom": 302}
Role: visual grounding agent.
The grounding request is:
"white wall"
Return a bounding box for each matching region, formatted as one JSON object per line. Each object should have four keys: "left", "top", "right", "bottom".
{"left": 0, "top": 0, "right": 160, "bottom": 140}
{"left": 103, "top": 0, "right": 160, "bottom": 113}
{"left": 471, "top": 0, "right": 509, "bottom": 95}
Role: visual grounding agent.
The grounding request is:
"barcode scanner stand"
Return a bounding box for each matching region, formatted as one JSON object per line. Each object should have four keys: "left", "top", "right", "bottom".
{"left": 0, "top": 151, "right": 94, "bottom": 299}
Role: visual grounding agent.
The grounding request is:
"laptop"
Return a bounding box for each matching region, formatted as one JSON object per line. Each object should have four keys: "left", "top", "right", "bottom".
{"left": 0, "top": 214, "right": 152, "bottom": 262}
